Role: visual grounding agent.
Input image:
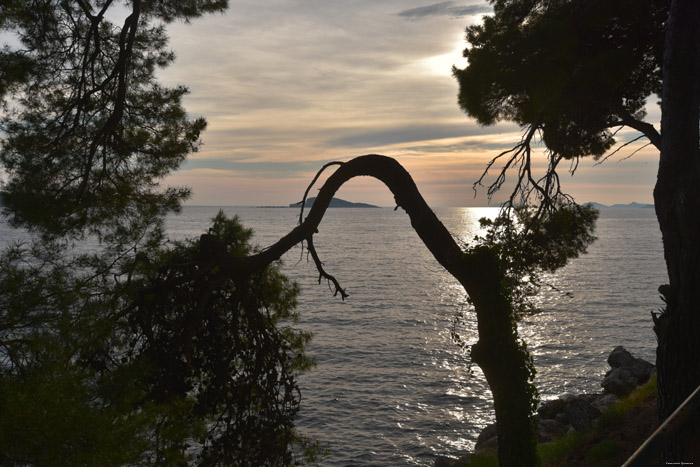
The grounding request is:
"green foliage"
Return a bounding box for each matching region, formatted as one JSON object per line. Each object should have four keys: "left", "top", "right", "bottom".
{"left": 1, "top": 3, "right": 324, "bottom": 463}
{"left": 0, "top": 1, "right": 220, "bottom": 238}
{"left": 454, "top": 0, "right": 667, "bottom": 160}
{"left": 0, "top": 213, "right": 320, "bottom": 465}
{"left": 584, "top": 439, "right": 620, "bottom": 466}
{"left": 597, "top": 374, "right": 657, "bottom": 429}
{"left": 130, "top": 212, "right": 318, "bottom": 465}
{"left": 536, "top": 430, "right": 586, "bottom": 466}
{"left": 0, "top": 227, "right": 197, "bottom": 465}
{"left": 474, "top": 203, "right": 598, "bottom": 315}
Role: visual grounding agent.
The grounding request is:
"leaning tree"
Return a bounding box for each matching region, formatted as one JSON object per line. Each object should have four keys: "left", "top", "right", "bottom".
{"left": 178, "top": 154, "right": 596, "bottom": 466}
{"left": 453, "top": 0, "right": 700, "bottom": 460}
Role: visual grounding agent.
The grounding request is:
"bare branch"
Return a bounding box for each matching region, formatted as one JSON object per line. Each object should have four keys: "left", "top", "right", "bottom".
{"left": 79, "top": 0, "right": 142, "bottom": 198}
{"left": 619, "top": 142, "right": 654, "bottom": 162}
{"left": 293, "top": 161, "right": 344, "bottom": 225}
{"left": 247, "top": 155, "right": 464, "bottom": 281}
{"left": 595, "top": 134, "right": 647, "bottom": 165}
{"left": 611, "top": 103, "right": 662, "bottom": 150}
{"left": 306, "top": 235, "right": 348, "bottom": 299}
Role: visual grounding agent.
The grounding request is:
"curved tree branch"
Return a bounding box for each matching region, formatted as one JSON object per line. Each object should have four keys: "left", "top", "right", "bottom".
{"left": 246, "top": 155, "right": 463, "bottom": 278}
{"left": 611, "top": 103, "right": 662, "bottom": 150}
{"left": 129, "top": 154, "right": 540, "bottom": 464}
{"left": 234, "top": 154, "right": 538, "bottom": 465}
{"left": 293, "top": 161, "right": 344, "bottom": 225}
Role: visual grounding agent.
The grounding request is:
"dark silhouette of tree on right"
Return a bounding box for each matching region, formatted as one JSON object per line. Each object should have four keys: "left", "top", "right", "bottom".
{"left": 454, "top": 0, "right": 700, "bottom": 461}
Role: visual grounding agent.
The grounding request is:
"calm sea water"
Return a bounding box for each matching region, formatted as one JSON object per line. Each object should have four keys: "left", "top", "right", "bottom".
{"left": 1, "top": 206, "right": 665, "bottom": 466}
{"left": 165, "top": 206, "right": 664, "bottom": 466}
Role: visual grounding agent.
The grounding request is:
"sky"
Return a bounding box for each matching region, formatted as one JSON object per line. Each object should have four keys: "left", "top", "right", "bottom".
{"left": 158, "top": 0, "right": 661, "bottom": 207}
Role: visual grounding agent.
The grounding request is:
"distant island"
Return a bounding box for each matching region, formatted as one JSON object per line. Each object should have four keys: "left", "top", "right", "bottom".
{"left": 289, "top": 197, "right": 379, "bottom": 208}
{"left": 585, "top": 202, "right": 654, "bottom": 209}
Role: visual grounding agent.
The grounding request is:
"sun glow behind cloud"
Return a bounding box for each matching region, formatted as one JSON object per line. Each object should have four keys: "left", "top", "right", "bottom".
{"left": 159, "top": 1, "right": 660, "bottom": 207}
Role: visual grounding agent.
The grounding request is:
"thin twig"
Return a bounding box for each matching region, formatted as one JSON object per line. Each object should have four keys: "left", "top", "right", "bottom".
{"left": 294, "top": 161, "right": 344, "bottom": 225}
{"left": 306, "top": 236, "right": 348, "bottom": 299}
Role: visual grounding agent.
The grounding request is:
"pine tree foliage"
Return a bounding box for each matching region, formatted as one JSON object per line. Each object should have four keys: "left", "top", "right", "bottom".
{"left": 0, "top": 2, "right": 322, "bottom": 464}
{"left": 0, "top": 0, "right": 220, "bottom": 237}
{"left": 454, "top": 0, "right": 666, "bottom": 160}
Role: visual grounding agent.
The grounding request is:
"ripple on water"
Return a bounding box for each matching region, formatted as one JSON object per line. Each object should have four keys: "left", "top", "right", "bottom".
{"left": 165, "top": 207, "right": 663, "bottom": 465}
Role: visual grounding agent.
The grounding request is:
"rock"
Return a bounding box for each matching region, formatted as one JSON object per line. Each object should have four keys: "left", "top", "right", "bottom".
{"left": 537, "top": 398, "right": 568, "bottom": 420}
{"left": 434, "top": 455, "right": 456, "bottom": 467}
{"left": 602, "top": 367, "right": 637, "bottom": 396}
{"left": 564, "top": 397, "right": 601, "bottom": 431}
{"left": 475, "top": 434, "right": 498, "bottom": 454}
{"left": 555, "top": 411, "right": 569, "bottom": 425}
{"left": 538, "top": 394, "right": 608, "bottom": 432}
{"left": 590, "top": 393, "right": 620, "bottom": 412}
{"left": 602, "top": 346, "right": 654, "bottom": 397}
{"left": 536, "top": 419, "right": 570, "bottom": 442}
{"left": 607, "top": 345, "right": 637, "bottom": 368}
{"left": 474, "top": 423, "right": 498, "bottom": 451}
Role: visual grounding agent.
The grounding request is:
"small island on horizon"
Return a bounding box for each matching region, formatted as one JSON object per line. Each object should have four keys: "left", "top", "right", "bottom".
{"left": 584, "top": 201, "right": 654, "bottom": 209}
{"left": 288, "top": 196, "right": 379, "bottom": 208}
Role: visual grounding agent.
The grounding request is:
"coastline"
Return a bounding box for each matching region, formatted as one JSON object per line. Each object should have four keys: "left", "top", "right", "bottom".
{"left": 436, "top": 346, "right": 656, "bottom": 466}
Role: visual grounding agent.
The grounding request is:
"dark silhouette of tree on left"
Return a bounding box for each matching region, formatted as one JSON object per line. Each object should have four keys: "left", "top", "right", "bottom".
{"left": 0, "top": 1, "right": 322, "bottom": 464}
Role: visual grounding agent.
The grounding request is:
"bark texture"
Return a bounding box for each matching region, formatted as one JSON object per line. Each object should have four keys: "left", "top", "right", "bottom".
{"left": 654, "top": 0, "right": 700, "bottom": 460}
{"left": 243, "top": 155, "right": 537, "bottom": 466}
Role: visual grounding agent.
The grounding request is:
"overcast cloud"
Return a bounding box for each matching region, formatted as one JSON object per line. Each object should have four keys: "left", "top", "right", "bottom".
{"left": 397, "top": 2, "right": 492, "bottom": 19}
{"left": 157, "top": 1, "right": 659, "bottom": 206}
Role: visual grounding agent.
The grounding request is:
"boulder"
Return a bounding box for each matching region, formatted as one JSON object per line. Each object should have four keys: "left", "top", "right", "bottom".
{"left": 537, "top": 398, "right": 568, "bottom": 420}
{"left": 590, "top": 393, "right": 620, "bottom": 412}
{"left": 474, "top": 423, "right": 498, "bottom": 452}
{"left": 536, "top": 419, "right": 570, "bottom": 442}
{"left": 602, "top": 346, "right": 654, "bottom": 397}
{"left": 434, "top": 455, "right": 456, "bottom": 467}
{"left": 538, "top": 393, "right": 612, "bottom": 432}
{"left": 564, "top": 397, "right": 601, "bottom": 431}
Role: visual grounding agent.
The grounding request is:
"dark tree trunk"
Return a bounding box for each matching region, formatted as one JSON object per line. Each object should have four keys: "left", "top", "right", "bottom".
{"left": 461, "top": 248, "right": 538, "bottom": 466}
{"left": 654, "top": 0, "right": 700, "bottom": 460}
{"left": 247, "top": 155, "right": 538, "bottom": 466}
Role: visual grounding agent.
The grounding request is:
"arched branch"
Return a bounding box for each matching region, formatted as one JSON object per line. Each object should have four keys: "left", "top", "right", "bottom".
{"left": 292, "top": 161, "right": 345, "bottom": 225}
{"left": 245, "top": 155, "right": 463, "bottom": 280}
{"left": 611, "top": 103, "right": 662, "bottom": 150}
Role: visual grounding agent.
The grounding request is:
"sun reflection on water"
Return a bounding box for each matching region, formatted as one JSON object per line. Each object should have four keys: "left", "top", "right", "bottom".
{"left": 447, "top": 207, "right": 500, "bottom": 246}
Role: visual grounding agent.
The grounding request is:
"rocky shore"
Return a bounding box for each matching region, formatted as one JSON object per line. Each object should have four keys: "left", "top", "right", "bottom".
{"left": 436, "top": 346, "right": 655, "bottom": 466}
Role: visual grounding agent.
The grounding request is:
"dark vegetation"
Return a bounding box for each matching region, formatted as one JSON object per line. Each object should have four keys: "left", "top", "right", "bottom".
{"left": 454, "top": 0, "right": 700, "bottom": 462}
{"left": 0, "top": 1, "right": 320, "bottom": 464}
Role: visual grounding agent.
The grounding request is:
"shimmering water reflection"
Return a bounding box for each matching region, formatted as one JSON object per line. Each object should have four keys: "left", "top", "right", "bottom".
{"left": 163, "top": 206, "right": 661, "bottom": 465}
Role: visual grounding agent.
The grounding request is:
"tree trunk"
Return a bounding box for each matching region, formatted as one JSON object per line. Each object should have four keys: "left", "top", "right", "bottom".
{"left": 654, "top": 0, "right": 700, "bottom": 460}
{"left": 247, "top": 155, "right": 538, "bottom": 465}
{"left": 460, "top": 247, "right": 538, "bottom": 466}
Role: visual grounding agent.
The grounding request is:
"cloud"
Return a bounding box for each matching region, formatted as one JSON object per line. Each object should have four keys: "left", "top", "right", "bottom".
{"left": 325, "top": 122, "right": 518, "bottom": 149}
{"left": 152, "top": 1, "right": 657, "bottom": 206}
{"left": 397, "top": 2, "right": 492, "bottom": 20}
{"left": 181, "top": 157, "right": 324, "bottom": 178}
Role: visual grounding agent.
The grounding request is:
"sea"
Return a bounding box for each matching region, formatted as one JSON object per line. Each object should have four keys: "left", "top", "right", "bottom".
{"left": 1, "top": 206, "right": 665, "bottom": 466}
